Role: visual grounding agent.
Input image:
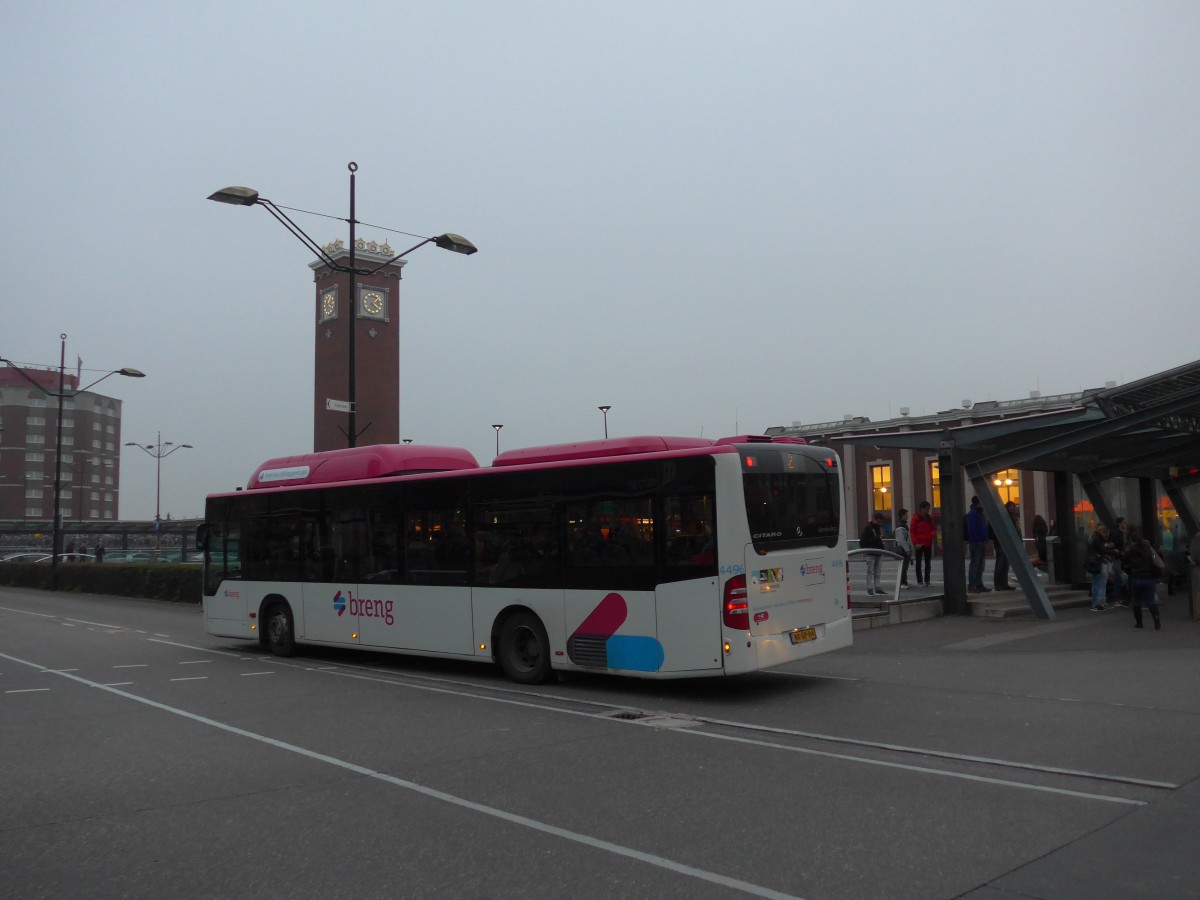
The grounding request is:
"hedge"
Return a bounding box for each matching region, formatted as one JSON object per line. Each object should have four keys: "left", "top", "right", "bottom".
{"left": 0, "top": 562, "right": 202, "bottom": 603}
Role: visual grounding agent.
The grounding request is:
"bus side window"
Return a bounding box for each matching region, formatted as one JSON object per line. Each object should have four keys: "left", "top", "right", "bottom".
{"left": 663, "top": 493, "right": 716, "bottom": 576}
{"left": 404, "top": 508, "right": 468, "bottom": 586}
{"left": 473, "top": 503, "right": 559, "bottom": 588}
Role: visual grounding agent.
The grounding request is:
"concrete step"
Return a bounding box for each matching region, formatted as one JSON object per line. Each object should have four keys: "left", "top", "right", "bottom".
{"left": 967, "top": 586, "right": 1092, "bottom": 618}
{"left": 853, "top": 597, "right": 943, "bottom": 630}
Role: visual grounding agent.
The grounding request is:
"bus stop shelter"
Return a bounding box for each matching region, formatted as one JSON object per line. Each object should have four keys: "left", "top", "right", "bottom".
{"left": 837, "top": 358, "right": 1200, "bottom": 620}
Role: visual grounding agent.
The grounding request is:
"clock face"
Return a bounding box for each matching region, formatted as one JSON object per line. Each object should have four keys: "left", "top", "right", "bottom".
{"left": 358, "top": 289, "right": 387, "bottom": 320}
{"left": 362, "top": 291, "right": 384, "bottom": 316}
{"left": 319, "top": 290, "right": 337, "bottom": 322}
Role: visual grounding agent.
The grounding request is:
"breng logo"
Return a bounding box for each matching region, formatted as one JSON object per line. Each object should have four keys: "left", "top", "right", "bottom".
{"left": 330, "top": 589, "right": 394, "bottom": 626}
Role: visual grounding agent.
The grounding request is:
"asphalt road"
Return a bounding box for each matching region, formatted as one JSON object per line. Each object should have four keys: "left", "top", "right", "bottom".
{"left": 1, "top": 586, "right": 1197, "bottom": 900}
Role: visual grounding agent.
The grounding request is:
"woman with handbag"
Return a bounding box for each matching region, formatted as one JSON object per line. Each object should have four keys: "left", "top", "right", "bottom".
{"left": 1122, "top": 525, "right": 1163, "bottom": 630}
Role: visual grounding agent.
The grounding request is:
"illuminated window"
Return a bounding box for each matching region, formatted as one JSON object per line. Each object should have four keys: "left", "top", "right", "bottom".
{"left": 870, "top": 464, "right": 893, "bottom": 515}
{"left": 928, "top": 460, "right": 941, "bottom": 510}
{"left": 991, "top": 468, "right": 1020, "bottom": 505}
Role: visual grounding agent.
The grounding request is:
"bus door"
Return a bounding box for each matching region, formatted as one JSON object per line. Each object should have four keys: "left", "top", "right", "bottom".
{"left": 300, "top": 511, "right": 361, "bottom": 645}
{"left": 360, "top": 507, "right": 473, "bottom": 654}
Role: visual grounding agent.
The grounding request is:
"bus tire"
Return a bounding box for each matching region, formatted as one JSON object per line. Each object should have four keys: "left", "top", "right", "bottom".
{"left": 264, "top": 601, "right": 296, "bottom": 657}
{"left": 497, "top": 611, "right": 553, "bottom": 685}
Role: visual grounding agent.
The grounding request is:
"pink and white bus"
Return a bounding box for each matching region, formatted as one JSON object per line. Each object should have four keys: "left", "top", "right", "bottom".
{"left": 199, "top": 435, "right": 851, "bottom": 683}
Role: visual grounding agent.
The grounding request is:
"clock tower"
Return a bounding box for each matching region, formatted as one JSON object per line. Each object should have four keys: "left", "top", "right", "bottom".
{"left": 310, "top": 238, "right": 406, "bottom": 452}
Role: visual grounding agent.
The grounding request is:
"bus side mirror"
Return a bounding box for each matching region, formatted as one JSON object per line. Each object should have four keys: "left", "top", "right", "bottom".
{"left": 195, "top": 524, "right": 210, "bottom": 551}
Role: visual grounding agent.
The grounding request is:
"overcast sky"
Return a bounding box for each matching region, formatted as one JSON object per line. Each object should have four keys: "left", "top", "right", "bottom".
{"left": 3, "top": 1, "right": 1197, "bottom": 521}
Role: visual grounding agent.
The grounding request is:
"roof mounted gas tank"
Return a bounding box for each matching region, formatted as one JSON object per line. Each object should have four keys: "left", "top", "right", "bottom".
{"left": 247, "top": 444, "right": 479, "bottom": 489}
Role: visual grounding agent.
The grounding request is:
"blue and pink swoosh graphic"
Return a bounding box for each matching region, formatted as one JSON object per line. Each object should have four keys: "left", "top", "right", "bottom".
{"left": 567, "top": 592, "right": 664, "bottom": 672}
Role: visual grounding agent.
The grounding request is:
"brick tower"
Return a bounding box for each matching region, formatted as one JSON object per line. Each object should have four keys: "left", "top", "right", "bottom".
{"left": 310, "top": 238, "right": 406, "bottom": 452}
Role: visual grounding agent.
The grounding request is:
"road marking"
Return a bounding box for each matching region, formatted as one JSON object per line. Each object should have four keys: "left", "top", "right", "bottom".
{"left": 0, "top": 649, "right": 803, "bottom": 900}
{"left": 240, "top": 672, "right": 274, "bottom": 677}
{"left": 179, "top": 660, "right": 212, "bottom": 665}
{"left": 113, "top": 664, "right": 148, "bottom": 669}
{"left": 103, "top": 682, "right": 134, "bottom": 687}
{"left": 5, "top": 687, "right": 50, "bottom": 694}
{"left": 169, "top": 676, "right": 208, "bottom": 682}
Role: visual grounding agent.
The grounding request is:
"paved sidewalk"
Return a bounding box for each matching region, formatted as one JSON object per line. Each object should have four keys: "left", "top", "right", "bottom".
{"left": 835, "top": 601, "right": 1200, "bottom": 900}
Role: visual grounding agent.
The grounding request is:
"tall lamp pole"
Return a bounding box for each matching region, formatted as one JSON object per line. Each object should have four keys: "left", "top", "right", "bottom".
{"left": 493, "top": 424, "right": 503, "bottom": 456}
{"left": 124, "top": 432, "right": 193, "bottom": 552}
{"left": 208, "top": 163, "right": 477, "bottom": 448}
{"left": 1, "top": 335, "right": 144, "bottom": 576}
{"left": 598, "top": 405, "right": 611, "bottom": 439}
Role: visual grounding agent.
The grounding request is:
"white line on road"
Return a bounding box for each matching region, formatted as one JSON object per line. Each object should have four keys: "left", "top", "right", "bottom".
{"left": 240, "top": 672, "right": 274, "bottom": 677}
{"left": 179, "top": 660, "right": 212, "bottom": 665}
{"left": 0, "top": 649, "right": 803, "bottom": 900}
{"left": 113, "top": 664, "right": 148, "bottom": 669}
{"left": 102, "top": 682, "right": 134, "bottom": 687}
{"left": 5, "top": 687, "right": 50, "bottom": 693}
{"left": 169, "top": 676, "right": 208, "bottom": 682}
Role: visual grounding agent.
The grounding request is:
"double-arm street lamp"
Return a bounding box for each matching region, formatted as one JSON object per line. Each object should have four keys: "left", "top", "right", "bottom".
{"left": 208, "top": 162, "right": 477, "bottom": 448}
{"left": 1, "top": 334, "right": 144, "bottom": 575}
{"left": 124, "top": 432, "right": 192, "bottom": 552}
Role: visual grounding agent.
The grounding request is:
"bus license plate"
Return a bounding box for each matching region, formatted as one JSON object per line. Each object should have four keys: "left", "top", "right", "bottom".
{"left": 790, "top": 627, "right": 817, "bottom": 644}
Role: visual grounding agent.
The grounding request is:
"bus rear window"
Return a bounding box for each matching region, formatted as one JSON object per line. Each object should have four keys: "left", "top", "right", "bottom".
{"left": 742, "top": 451, "right": 840, "bottom": 552}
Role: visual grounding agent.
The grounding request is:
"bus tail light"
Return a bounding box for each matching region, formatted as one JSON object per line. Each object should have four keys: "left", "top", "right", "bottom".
{"left": 723, "top": 574, "right": 749, "bottom": 630}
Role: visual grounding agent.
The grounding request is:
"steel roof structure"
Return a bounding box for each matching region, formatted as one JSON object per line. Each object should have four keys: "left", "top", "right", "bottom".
{"left": 812, "top": 359, "right": 1200, "bottom": 620}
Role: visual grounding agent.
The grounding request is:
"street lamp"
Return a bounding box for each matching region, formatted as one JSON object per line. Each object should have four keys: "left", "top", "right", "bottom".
{"left": 598, "top": 405, "right": 611, "bottom": 439}
{"left": 124, "top": 432, "right": 193, "bottom": 552}
{"left": 208, "top": 163, "right": 477, "bottom": 448}
{"left": 1, "top": 334, "right": 144, "bottom": 576}
{"left": 493, "top": 424, "right": 503, "bottom": 456}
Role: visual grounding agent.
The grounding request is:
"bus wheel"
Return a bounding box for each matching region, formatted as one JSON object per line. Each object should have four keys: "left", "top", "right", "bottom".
{"left": 497, "top": 611, "right": 553, "bottom": 684}
{"left": 264, "top": 602, "right": 296, "bottom": 657}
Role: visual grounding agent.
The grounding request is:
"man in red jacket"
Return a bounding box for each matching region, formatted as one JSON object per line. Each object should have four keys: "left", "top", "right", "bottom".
{"left": 911, "top": 501, "right": 937, "bottom": 587}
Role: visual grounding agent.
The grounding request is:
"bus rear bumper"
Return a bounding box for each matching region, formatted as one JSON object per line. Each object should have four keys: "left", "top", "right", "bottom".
{"left": 728, "top": 615, "right": 854, "bottom": 674}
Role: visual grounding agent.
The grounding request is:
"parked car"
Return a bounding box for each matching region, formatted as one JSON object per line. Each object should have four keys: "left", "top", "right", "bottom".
{"left": 1, "top": 552, "right": 51, "bottom": 563}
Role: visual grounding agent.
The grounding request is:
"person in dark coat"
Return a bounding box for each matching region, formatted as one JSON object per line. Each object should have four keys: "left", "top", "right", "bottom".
{"left": 1122, "top": 526, "right": 1162, "bottom": 630}
{"left": 859, "top": 513, "right": 885, "bottom": 596}
{"left": 966, "top": 497, "right": 990, "bottom": 593}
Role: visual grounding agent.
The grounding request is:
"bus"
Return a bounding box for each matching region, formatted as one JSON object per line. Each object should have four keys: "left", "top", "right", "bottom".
{"left": 198, "top": 435, "right": 851, "bottom": 683}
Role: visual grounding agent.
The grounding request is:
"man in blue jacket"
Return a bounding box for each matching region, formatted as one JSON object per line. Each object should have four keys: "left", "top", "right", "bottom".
{"left": 967, "top": 496, "right": 991, "bottom": 592}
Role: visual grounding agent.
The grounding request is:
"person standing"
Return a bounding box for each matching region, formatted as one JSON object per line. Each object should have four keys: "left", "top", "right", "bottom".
{"left": 1032, "top": 514, "right": 1049, "bottom": 567}
{"left": 1189, "top": 529, "right": 1200, "bottom": 620}
{"left": 966, "top": 496, "right": 990, "bottom": 593}
{"left": 991, "top": 500, "right": 1019, "bottom": 590}
{"left": 911, "top": 501, "right": 936, "bottom": 587}
{"left": 1122, "top": 526, "right": 1162, "bottom": 630}
{"left": 859, "top": 513, "right": 885, "bottom": 596}
{"left": 894, "top": 509, "right": 914, "bottom": 589}
{"left": 1087, "top": 524, "right": 1113, "bottom": 611}
{"left": 1109, "top": 517, "right": 1130, "bottom": 606}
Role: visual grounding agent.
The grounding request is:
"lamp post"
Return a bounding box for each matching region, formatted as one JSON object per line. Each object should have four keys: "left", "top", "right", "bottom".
{"left": 208, "top": 163, "right": 477, "bottom": 448}
{"left": 493, "top": 424, "right": 503, "bottom": 456}
{"left": 1, "top": 334, "right": 144, "bottom": 576}
{"left": 598, "top": 405, "right": 611, "bottom": 439}
{"left": 124, "top": 432, "right": 192, "bottom": 553}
